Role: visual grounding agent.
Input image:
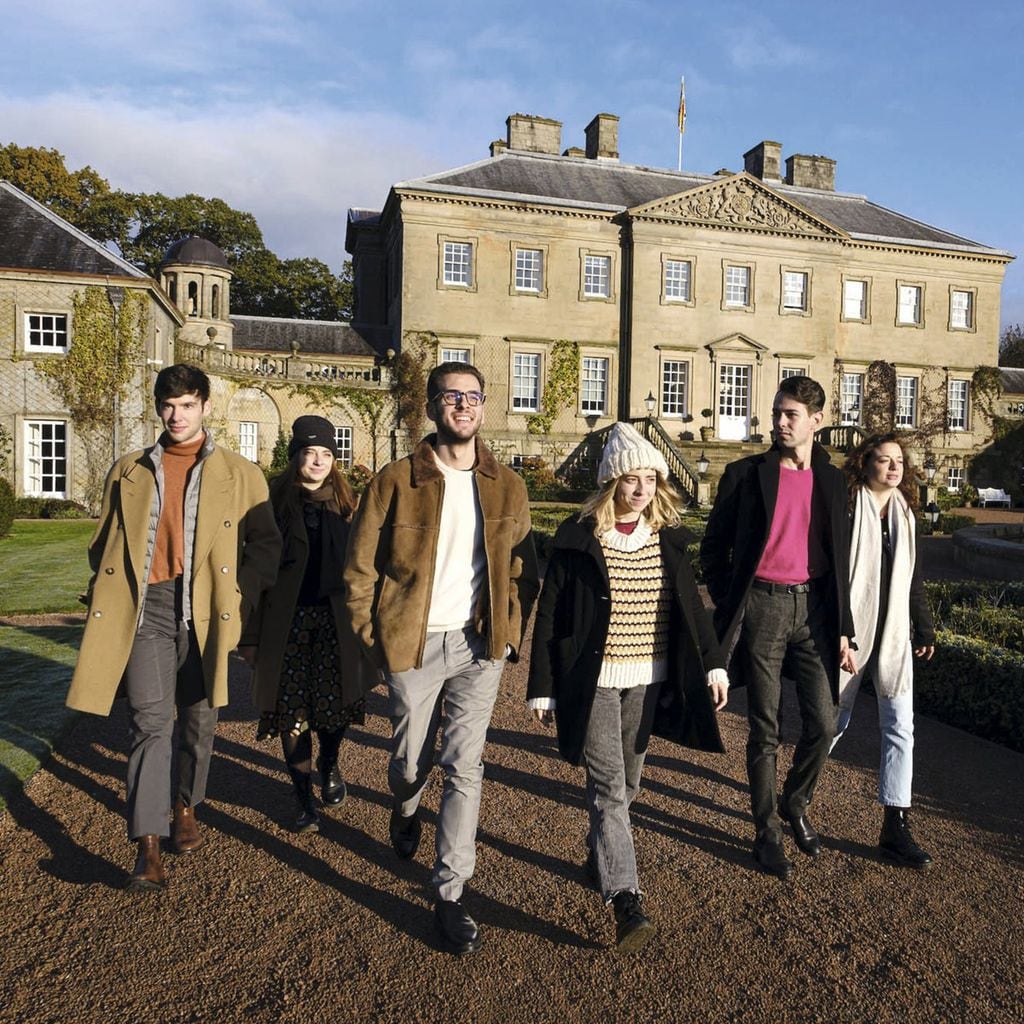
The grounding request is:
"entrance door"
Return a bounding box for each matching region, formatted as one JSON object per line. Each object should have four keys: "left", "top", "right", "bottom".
{"left": 718, "top": 364, "right": 750, "bottom": 440}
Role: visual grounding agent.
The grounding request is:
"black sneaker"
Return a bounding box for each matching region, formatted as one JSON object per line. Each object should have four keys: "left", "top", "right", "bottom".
{"left": 611, "top": 891, "right": 656, "bottom": 953}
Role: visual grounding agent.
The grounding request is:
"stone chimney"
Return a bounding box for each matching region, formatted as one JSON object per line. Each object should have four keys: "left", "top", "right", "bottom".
{"left": 562, "top": 146, "right": 586, "bottom": 158}
{"left": 585, "top": 113, "right": 619, "bottom": 161}
{"left": 743, "top": 140, "right": 782, "bottom": 182}
{"left": 489, "top": 138, "right": 507, "bottom": 157}
{"left": 785, "top": 153, "right": 836, "bottom": 191}
{"left": 506, "top": 114, "right": 562, "bottom": 155}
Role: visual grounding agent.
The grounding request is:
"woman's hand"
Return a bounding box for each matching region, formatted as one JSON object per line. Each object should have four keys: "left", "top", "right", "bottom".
{"left": 708, "top": 681, "right": 729, "bottom": 711}
{"left": 914, "top": 644, "right": 935, "bottom": 661}
{"left": 532, "top": 708, "right": 554, "bottom": 727}
{"left": 839, "top": 636, "right": 857, "bottom": 675}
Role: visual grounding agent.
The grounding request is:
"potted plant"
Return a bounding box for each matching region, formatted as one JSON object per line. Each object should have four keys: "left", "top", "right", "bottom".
{"left": 679, "top": 412, "right": 695, "bottom": 442}
{"left": 700, "top": 408, "right": 715, "bottom": 442}
{"left": 748, "top": 415, "right": 763, "bottom": 444}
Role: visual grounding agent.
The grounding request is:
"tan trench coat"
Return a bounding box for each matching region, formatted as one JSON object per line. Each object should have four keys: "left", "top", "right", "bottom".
{"left": 66, "top": 445, "right": 281, "bottom": 716}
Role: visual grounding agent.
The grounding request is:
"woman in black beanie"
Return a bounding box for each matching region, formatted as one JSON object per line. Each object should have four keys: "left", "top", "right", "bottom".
{"left": 239, "top": 416, "right": 369, "bottom": 832}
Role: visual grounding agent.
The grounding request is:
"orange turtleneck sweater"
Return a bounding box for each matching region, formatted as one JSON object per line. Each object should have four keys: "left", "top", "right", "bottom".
{"left": 148, "top": 433, "right": 205, "bottom": 584}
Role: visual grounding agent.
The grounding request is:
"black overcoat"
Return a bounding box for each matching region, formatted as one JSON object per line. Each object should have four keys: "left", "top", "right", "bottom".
{"left": 527, "top": 515, "right": 726, "bottom": 766}
{"left": 699, "top": 443, "right": 855, "bottom": 701}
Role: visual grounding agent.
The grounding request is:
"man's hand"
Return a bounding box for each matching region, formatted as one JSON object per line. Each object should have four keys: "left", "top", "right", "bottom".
{"left": 532, "top": 708, "right": 554, "bottom": 727}
{"left": 839, "top": 636, "right": 857, "bottom": 675}
{"left": 708, "top": 681, "right": 729, "bottom": 711}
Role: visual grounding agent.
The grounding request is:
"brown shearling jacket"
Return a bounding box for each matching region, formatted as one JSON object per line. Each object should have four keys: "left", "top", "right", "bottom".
{"left": 343, "top": 435, "right": 539, "bottom": 675}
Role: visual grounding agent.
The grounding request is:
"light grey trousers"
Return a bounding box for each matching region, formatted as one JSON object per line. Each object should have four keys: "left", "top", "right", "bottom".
{"left": 386, "top": 627, "right": 505, "bottom": 902}
{"left": 583, "top": 682, "right": 661, "bottom": 901}
{"left": 123, "top": 579, "right": 219, "bottom": 840}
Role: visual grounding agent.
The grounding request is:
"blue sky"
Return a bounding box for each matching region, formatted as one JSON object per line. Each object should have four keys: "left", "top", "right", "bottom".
{"left": 2, "top": 0, "right": 1021, "bottom": 326}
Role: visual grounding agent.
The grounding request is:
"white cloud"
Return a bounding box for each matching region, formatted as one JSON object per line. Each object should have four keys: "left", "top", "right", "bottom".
{"left": 0, "top": 91, "right": 445, "bottom": 269}
{"left": 726, "top": 24, "right": 817, "bottom": 71}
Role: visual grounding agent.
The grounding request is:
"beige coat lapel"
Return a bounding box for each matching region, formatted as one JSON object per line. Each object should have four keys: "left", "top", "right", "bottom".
{"left": 120, "top": 459, "right": 156, "bottom": 588}
{"left": 192, "top": 449, "right": 233, "bottom": 575}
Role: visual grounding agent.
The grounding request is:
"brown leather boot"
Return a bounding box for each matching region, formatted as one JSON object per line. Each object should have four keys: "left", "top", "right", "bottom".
{"left": 128, "top": 835, "right": 166, "bottom": 890}
{"left": 171, "top": 799, "right": 204, "bottom": 853}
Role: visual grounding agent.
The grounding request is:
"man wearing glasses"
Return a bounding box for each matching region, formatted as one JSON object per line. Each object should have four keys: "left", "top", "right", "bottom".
{"left": 345, "top": 361, "right": 538, "bottom": 955}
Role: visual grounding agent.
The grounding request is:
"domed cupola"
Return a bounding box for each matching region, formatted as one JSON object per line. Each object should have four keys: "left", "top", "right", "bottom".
{"left": 159, "top": 236, "right": 233, "bottom": 347}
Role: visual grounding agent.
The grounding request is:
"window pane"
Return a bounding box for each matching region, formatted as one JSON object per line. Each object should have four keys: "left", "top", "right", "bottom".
{"left": 443, "top": 242, "right": 472, "bottom": 285}
{"left": 783, "top": 272, "right": 807, "bottom": 310}
{"left": 580, "top": 357, "right": 608, "bottom": 414}
{"left": 664, "top": 260, "right": 691, "bottom": 301}
{"left": 898, "top": 285, "right": 921, "bottom": 324}
{"left": 843, "top": 280, "right": 867, "bottom": 319}
{"left": 896, "top": 376, "right": 918, "bottom": 426}
{"left": 725, "top": 266, "right": 750, "bottom": 306}
{"left": 333, "top": 425, "right": 353, "bottom": 468}
{"left": 661, "top": 360, "right": 689, "bottom": 416}
{"left": 440, "top": 348, "right": 470, "bottom": 363}
{"left": 781, "top": 367, "right": 804, "bottom": 381}
{"left": 951, "top": 290, "right": 973, "bottom": 329}
{"left": 947, "top": 465, "right": 963, "bottom": 493}
{"left": 948, "top": 380, "right": 969, "bottom": 430}
{"left": 512, "top": 353, "right": 540, "bottom": 411}
{"left": 27, "top": 313, "right": 69, "bottom": 350}
{"left": 515, "top": 248, "right": 543, "bottom": 292}
{"left": 584, "top": 255, "right": 610, "bottom": 297}
{"left": 239, "top": 422, "right": 258, "bottom": 462}
{"left": 25, "top": 420, "right": 67, "bottom": 496}
{"left": 841, "top": 373, "right": 864, "bottom": 425}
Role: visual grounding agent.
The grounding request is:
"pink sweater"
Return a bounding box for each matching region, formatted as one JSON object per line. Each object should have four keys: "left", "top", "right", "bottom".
{"left": 755, "top": 466, "right": 827, "bottom": 584}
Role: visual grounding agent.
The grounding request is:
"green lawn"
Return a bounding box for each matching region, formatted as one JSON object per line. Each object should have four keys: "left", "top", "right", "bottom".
{"left": 0, "top": 519, "right": 95, "bottom": 615}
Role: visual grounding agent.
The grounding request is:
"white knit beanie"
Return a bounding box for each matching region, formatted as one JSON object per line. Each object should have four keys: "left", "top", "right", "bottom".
{"left": 597, "top": 422, "right": 670, "bottom": 485}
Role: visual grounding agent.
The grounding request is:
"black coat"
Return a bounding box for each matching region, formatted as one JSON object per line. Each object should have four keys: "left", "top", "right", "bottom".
{"left": 527, "top": 516, "right": 726, "bottom": 765}
{"left": 699, "top": 443, "right": 855, "bottom": 701}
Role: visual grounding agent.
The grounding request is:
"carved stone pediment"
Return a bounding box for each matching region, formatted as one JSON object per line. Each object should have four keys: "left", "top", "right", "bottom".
{"left": 706, "top": 333, "right": 770, "bottom": 361}
{"left": 631, "top": 173, "right": 845, "bottom": 239}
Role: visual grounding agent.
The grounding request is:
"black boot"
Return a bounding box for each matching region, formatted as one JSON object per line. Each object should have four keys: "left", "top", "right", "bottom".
{"left": 316, "top": 755, "right": 346, "bottom": 806}
{"left": 879, "top": 807, "right": 932, "bottom": 870}
{"left": 611, "top": 891, "right": 656, "bottom": 953}
{"left": 290, "top": 772, "right": 320, "bottom": 834}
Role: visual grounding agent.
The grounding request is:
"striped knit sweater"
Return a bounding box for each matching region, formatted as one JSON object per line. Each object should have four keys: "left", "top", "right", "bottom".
{"left": 596, "top": 517, "right": 670, "bottom": 689}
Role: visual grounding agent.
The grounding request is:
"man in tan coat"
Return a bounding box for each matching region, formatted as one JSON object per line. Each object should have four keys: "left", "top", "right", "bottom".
{"left": 67, "top": 364, "right": 280, "bottom": 890}
{"left": 345, "top": 361, "right": 538, "bottom": 956}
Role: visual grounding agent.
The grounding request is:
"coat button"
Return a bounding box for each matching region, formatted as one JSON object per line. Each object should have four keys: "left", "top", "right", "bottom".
{"left": 104, "top": 567, "right": 115, "bottom": 575}
{"left": 220, "top": 566, "right": 229, "bottom": 573}
{"left": 220, "top": 612, "right": 231, "bottom": 620}
{"left": 224, "top": 520, "right": 231, "bottom": 527}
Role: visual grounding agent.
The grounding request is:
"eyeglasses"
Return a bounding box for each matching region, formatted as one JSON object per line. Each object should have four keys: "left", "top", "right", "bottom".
{"left": 431, "top": 389, "right": 486, "bottom": 407}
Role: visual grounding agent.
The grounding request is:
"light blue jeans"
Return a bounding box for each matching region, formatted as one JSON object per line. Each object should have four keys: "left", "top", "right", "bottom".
{"left": 833, "top": 658, "right": 914, "bottom": 808}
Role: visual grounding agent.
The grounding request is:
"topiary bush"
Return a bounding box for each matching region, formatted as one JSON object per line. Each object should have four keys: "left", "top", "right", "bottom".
{"left": 0, "top": 477, "right": 14, "bottom": 538}
{"left": 13, "top": 497, "right": 90, "bottom": 519}
{"left": 915, "top": 631, "right": 1024, "bottom": 752}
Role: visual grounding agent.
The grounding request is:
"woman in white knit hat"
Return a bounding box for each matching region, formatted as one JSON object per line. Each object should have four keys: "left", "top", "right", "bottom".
{"left": 528, "top": 422, "right": 729, "bottom": 953}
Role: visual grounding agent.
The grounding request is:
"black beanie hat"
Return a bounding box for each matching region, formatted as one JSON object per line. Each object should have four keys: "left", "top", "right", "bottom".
{"left": 288, "top": 415, "right": 338, "bottom": 459}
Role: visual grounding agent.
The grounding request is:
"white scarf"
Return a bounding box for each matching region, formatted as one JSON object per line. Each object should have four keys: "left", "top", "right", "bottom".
{"left": 840, "top": 486, "right": 915, "bottom": 705}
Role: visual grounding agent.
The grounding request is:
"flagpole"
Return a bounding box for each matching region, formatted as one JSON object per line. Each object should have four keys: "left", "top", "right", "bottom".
{"left": 678, "top": 132, "right": 682, "bottom": 173}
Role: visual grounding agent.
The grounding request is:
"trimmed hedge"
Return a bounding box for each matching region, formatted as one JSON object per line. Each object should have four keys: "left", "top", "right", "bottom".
{"left": 925, "top": 580, "right": 1024, "bottom": 619}
{"left": 14, "top": 497, "right": 91, "bottom": 520}
{"left": 915, "top": 631, "right": 1024, "bottom": 753}
{"left": 0, "top": 478, "right": 14, "bottom": 538}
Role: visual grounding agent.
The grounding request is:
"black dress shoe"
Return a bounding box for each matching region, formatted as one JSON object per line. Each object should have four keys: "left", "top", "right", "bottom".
{"left": 389, "top": 807, "right": 421, "bottom": 860}
{"left": 611, "top": 891, "right": 656, "bottom": 953}
{"left": 434, "top": 900, "right": 481, "bottom": 956}
{"left": 753, "top": 829, "right": 795, "bottom": 880}
{"left": 779, "top": 805, "right": 821, "bottom": 857}
{"left": 317, "top": 757, "right": 346, "bottom": 806}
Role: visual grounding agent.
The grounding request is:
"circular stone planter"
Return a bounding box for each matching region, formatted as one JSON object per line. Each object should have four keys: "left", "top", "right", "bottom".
{"left": 952, "top": 522, "right": 1024, "bottom": 580}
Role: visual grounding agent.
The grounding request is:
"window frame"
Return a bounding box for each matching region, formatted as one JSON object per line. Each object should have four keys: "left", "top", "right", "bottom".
{"left": 24, "top": 312, "right": 70, "bottom": 354}
{"left": 841, "top": 276, "right": 871, "bottom": 323}
{"left": 946, "top": 465, "right": 964, "bottom": 494}
{"left": 333, "top": 425, "right": 354, "bottom": 468}
{"left": 660, "top": 357, "right": 691, "bottom": 418}
{"left": 780, "top": 366, "right": 807, "bottom": 382}
{"left": 779, "top": 267, "right": 811, "bottom": 316}
{"left": 579, "top": 249, "right": 615, "bottom": 302}
{"left": 721, "top": 261, "right": 754, "bottom": 312}
{"left": 840, "top": 372, "right": 865, "bottom": 426}
{"left": 509, "top": 243, "right": 548, "bottom": 298}
{"left": 510, "top": 350, "right": 543, "bottom": 413}
{"left": 437, "top": 235, "right": 478, "bottom": 292}
{"left": 896, "top": 281, "right": 925, "bottom": 328}
{"left": 23, "top": 418, "right": 69, "bottom": 498}
{"left": 949, "top": 286, "right": 977, "bottom": 333}
{"left": 895, "top": 375, "right": 919, "bottom": 427}
{"left": 238, "top": 421, "right": 259, "bottom": 462}
{"left": 580, "top": 355, "right": 609, "bottom": 416}
{"left": 947, "top": 379, "right": 969, "bottom": 432}
{"left": 660, "top": 254, "right": 695, "bottom": 306}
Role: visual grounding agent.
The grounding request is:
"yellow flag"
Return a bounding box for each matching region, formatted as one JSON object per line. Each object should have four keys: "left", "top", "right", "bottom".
{"left": 678, "top": 76, "right": 686, "bottom": 134}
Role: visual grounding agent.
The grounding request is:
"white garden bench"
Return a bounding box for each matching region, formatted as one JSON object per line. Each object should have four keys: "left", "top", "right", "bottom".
{"left": 977, "top": 487, "right": 1012, "bottom": 508}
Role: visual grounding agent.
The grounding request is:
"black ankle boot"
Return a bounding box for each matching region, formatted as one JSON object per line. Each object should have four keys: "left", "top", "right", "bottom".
{"left": 611, "top": 891, "right": 656, "bottom": 953}
{"left": 879, "top": 806, "right": 932, "bottom": 870}
{"left": 290, "top": 773, "right": 319, "bottom": 834}
{"left": 316, "top": 755, "right": 346, "bottom": 806}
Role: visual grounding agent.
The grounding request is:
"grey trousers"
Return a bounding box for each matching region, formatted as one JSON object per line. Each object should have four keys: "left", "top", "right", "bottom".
{"left": 582, "top": 683, "right": 661, "bottom": 901}
{"left": 386, "top": 627, "right": 505, "bottom": 902}
{"left": 123, "top": 579, "right": 219, "bottom": 840}
{"left": 737, "top": 585, "right": 837, "bottom": 836}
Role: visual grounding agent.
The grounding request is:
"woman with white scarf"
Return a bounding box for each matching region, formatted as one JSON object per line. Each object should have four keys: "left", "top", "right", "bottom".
{"left": 833, "top": 434, "right": 936, "bottom": 869}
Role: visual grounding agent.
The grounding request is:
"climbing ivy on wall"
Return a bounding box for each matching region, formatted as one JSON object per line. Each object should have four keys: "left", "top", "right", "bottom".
{"left": 527, "top": 340, "right": 580, "bottom": 436}
{"left": 391, "top": 332, "right": 437, "bottom": 442}
{"left": 36, "top": 286, "right": 148, "bottom": 511}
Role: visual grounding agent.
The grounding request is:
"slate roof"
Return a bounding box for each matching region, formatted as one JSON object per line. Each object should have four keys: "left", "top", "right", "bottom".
{"left": 231, "top": 315, "right": 380, "bottom": 357}
{"left": 0, "top": 180, "right": 146, "bottom": 277}
{"left": 396, "top": 151, "right": 1009, "bottom": 257}
{"left": 1000, "top": 368, "right": 1024, "bottom": 395}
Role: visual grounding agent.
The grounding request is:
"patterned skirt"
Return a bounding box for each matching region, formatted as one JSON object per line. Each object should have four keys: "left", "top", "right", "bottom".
{"left": 256, "top": 604, "right": 365, "bottom": 740}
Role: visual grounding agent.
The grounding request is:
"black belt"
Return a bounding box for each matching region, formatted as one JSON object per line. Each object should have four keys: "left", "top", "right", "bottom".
{"left": 751, "top": 578, "right": 822, "bottom": 595}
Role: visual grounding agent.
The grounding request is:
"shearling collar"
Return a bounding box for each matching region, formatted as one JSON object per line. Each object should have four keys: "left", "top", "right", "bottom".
{"left": 410, "top": 433, "right": 501, "bottom": 486}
